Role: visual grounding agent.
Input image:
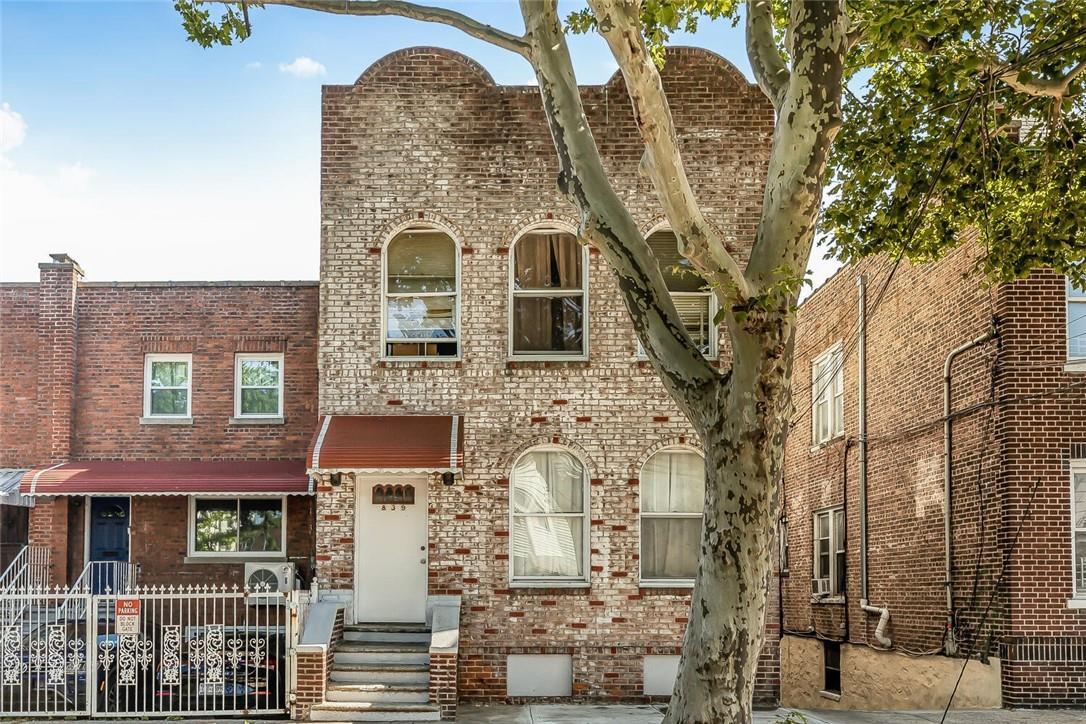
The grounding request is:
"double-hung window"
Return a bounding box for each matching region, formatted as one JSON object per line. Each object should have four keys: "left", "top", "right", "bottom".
{"left": 510, "top": 448, "right": 588, "bottom": 584}
{"left": 235, "top": 353, "right": 283, "bottom": 418}
{"left": 510, "top": 230, "right": 588, "bottom": 359}
{"left": 384, "top": 228, "right": 459, "bottom": 358}
{"left": 812, "top": 344, "right": 844, "bottom": 445}
{"left": 640, "top": 449, "right": 705, "bottom": 585}
{"left": 1067, "top": 279, "right": 1086, "bottom": 361}
{"left": 1073, "top": 461, "right": 1086, "bottom": 600}
{"left": 144, "top": 353, "right": 192, "bottom": 418}
{"left": 643, "top": 230, "right": 717, "bottom": 357}
{"left": 813, "top": 507, "right": 845, "bottom": 597}
{"left": 189, "top": 497, "right": 285, "bottom": 556}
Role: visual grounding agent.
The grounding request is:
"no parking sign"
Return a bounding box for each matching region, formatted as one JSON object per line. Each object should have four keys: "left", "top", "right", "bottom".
{"left": 116, "top": 598, "right": 140, "bottom": 635}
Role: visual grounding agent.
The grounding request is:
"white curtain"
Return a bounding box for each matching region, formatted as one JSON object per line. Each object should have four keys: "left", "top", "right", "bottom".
{"left": 641, "top": 451, "right": 704, "bottom": 580}
{"left": 512, "top": 451, "right": 584, "bottom": 578}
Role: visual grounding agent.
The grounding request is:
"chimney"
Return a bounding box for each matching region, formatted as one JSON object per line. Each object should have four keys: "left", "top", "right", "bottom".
{"left": 36, "top": 253, "right": 83, "bottom": 463}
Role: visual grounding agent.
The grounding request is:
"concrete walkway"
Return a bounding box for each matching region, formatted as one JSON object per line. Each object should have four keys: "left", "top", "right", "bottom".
{"left": 457, "top": 703, "right": 1086, "bottom": 723}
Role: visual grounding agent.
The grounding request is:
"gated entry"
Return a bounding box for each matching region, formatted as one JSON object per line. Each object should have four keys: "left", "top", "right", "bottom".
{"left": 0, "top": 585, "right": 302, "bottom": 718}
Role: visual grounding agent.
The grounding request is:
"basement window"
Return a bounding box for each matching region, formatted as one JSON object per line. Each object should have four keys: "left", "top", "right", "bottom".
{"left": 822, "top": 640, "right": 842, "bottom": 695}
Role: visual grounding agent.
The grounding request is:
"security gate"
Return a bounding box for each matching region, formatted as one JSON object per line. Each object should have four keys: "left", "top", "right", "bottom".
{"left": 0, "top": 585, "right": 300, "bottom": 718}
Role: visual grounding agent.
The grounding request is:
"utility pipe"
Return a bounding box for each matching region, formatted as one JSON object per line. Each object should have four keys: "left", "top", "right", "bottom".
{"left": 856, "top": 275, "right": 892, "bottom": 648}
{"left": 942, "top": 328, "right": 998, "bottom": 655}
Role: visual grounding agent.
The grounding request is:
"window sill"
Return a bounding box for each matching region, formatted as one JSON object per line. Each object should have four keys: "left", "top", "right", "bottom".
{"left": 1063, "top": 360, "right": 1086, "bottom": 373}
{"left": 379, "top": 358, "right": 462, "bottom": 365}
{"left": 229, "top": 416, "right": 284, "bottom": 426}
{"left": 1067, "top": 598, "right": 1086, "bottom": 609}
{"left": 507, "top": 356, "right": 590, "bottom": 364}
{"left": 183, "top": 555, "right": 286, "bottom": 565}
{"left": 640, "top": 580, "right": 694, "bottom": 590}
{"left": 510, "top": 581, "right": 591, "bottom": 590}
{"left": 810, "top": 434, "right": 845, "bottom": 453}
{"left": 811, "top": 595, "right": 846, "bottom": 605}
{"left": 819, "top": 690, "right": 842, "bottom": 702}
{"left": 140, "top": 416, "right": 193, "bottom": 426}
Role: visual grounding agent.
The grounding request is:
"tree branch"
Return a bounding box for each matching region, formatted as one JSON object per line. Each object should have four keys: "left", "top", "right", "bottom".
{"left": 520, "top": 0, "right": 720, "bottom": 414}
{"left": 996, "top": 58, "right": 1086, "bottom": 98}
{"left": 587, "top": 0, "right": 755, "bottom": 304}
{"left": 745, "top": 0, "right": 789, "bottom": 107}
{"left": 199, "top": 0, "right": 531, "bottom": 55}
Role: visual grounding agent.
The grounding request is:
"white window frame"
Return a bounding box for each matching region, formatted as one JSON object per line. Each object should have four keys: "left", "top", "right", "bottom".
{"left": 811, "top": 343, "right": 844, "bottom": 446}
{"left": 508, "top": 225, "right": 590, "bottom": 361}
{"left": 780, "top": 518, "right": 790, "bottom": 574}
{"left": 509, "top": 445, "right": 591, "bottom": 587}
{"left": 234, "top": 353, "right": 284, "bottom": 418}
{"left": 380, "top": 225, "right": 462, "bottom": 361}
{"left": 637, "top": 227, "right": 718, "bottom": 360}
{"left": 143, "top": 353, "right": 193, "bottom": 419}
{"left": 638, "top": 446, "right": 705, "bottom": 588}
{"left": 1071, "top": 459, "right": 1086, "bottom": 602}
{"left": 1066, "top": 279, "right": 1086, "bottom": 364}
{"left": 187, "top": 496, "right": 288, "bottom": 558}
{"left": 813, "top": 506, "right": 844, "bottom": 597}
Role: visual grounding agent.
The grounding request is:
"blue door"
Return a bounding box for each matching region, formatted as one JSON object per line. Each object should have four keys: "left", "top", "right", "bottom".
{"left": 89, "top": 497, "right": 130, "bottom": 594}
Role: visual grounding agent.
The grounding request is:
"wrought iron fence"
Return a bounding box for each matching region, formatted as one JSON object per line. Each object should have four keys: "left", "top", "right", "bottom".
{"left": 0, "top": 584, "right": 298, "bottom": 719}
{"left": 0, "top": 546, "right": 50, "bottom": 594}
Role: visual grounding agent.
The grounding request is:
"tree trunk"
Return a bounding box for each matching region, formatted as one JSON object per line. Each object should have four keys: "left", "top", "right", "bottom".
{"left": 665, "top": 312, "right": 794, "bottom": 724}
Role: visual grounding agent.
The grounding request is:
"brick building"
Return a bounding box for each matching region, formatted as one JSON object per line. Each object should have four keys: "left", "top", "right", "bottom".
{"left": 0, "top": 257, "right": 319, "bottom": 591}
{"left": 307, "top": 46, "right": 778, "bottom": 718}
{"left": 779, "top": 241, "right": 1086, "bottom": 710}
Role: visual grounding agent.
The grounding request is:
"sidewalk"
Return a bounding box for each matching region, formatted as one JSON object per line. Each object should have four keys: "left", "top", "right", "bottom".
{"left": 457, "top": 703, "right": 1086, "bottom": 723}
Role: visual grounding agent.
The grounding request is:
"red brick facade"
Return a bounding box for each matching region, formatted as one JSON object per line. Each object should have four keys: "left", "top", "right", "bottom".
{"left": 781, "top": 242, "right": 1086, "bottom": 709}
{"left": 0, "top": 266, "right": 319, "bottom": 588}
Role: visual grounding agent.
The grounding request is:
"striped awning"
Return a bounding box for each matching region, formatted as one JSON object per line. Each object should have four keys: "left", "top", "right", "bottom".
{"left": 0, "top": 470, "right": 33, "bottom": 507}
{"left": 20, "top": 460, "right": 313, "bottom": 497}
{"left": 308, "top": 415, "right": 464, "bottom": 473}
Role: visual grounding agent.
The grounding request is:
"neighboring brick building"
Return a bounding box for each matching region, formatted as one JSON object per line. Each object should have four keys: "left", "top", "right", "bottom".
{"left": 780, "top": 241, "right": 1086, "bottom": 710}
{"left": 0, "top": 256, "right": 319, "bottom": 590}
{"left": 307, "top": 45, "right": 778, "bottom": 717}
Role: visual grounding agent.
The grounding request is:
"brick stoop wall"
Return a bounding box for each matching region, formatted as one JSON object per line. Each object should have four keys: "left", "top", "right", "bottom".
{"left": 429, "top": 651, "right": 458, "bottom": 719}
{"left": 293, "top": 607, "right": 344, "bottom": 721}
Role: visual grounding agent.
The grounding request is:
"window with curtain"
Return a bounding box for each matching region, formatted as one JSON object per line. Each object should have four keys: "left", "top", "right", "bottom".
{"left": 191, "top": 498, "right": 284, "bottom": 556}
{"left": 385, "top": 229, "right": 458, "bottom": 357}
{"left": 510, "top": 448, "right": 587, "bottom": 582}
{"left": 1073, "top": 464, "right": 1086, "bottom": 599}
{"left": 511, "top": 231, "right": 587, "bottom": 357}
{"left": 812, "top": 345, "right": 844, "bottom": 444}
{"left": 640, "top": 449, "right": 705, "bottom": 583}
{"left": 643, "top": 230, "right": 716, "bottom": 357}
{"left": 1068, "top": 279, "right": 1086, "bottom": 360}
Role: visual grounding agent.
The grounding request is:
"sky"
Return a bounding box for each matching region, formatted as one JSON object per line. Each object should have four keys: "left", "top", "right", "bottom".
{"left": 0, "top": 0, "right": 840, "bottom": 287}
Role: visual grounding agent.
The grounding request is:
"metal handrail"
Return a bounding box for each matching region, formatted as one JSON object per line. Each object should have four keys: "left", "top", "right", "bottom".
{"left": 0, "top": 544, "right": 50, "bottom": 593}
{"left": 59, "top": 560, "right": 139, "bottom": 621}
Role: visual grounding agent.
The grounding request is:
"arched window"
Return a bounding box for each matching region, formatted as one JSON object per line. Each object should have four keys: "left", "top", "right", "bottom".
{"left": 510, "top": 446, "right": 589, "bottom": 584}
{"left": 640, "top": 448, "right": 705, "bottom": 585}
{"left": 383, "top": 227, "right": 459, "bottom": 358}
{"left": 643, "top": 229, "right": 717, "bottom": 358}
{"left": 509, "top": 229, "right": 588, "bottom": 359}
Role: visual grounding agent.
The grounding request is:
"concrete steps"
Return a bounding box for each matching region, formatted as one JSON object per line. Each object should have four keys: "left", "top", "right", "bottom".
{"left": 315, "top": 622, "right": 436, "bottom": 721}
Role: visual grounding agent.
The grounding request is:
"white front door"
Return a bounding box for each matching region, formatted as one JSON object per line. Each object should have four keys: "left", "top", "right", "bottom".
{"left": 355, "top": 477, "right": 428, "bottom": 623}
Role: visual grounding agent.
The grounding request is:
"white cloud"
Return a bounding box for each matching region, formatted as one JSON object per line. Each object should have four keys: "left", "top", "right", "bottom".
{"left": 57, "top": 162, "right": 97, "bottom": 192}
{"left": 1, "top": 103, "right": 27, "bottom": 153}
{"left": 279, "top": 56, "right": 326, "bottom": 78}
{"left": 244, "top": 61, "right": 263, "bottom": 71}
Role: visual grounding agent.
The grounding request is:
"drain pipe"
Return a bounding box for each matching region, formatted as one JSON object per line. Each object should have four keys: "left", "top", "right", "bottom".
{"left": 942, "top": 328, "right": 998, "bottom": 655}
{"left": 855, "top": 275, "right": 892, "bottom": 648}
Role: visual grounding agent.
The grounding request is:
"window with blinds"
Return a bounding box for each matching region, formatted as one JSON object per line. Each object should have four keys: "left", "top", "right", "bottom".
{"left": 642, "top": 230, "right": 716, "bottom": 358}
{"left": 384, "top": 229, "right": 459, "bottom": 358}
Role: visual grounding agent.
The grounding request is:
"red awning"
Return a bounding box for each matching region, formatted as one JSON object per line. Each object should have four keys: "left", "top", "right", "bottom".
{"left": 20, "top": 460, "right": 312, "bottom": 497}
{"left": 308, "top": 415, "right": 464, "bottom": 472}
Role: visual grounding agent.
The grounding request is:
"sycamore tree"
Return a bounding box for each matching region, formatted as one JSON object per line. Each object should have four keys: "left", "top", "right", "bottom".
{"left": 177, "top": 1, "right": 1085, "bottom": 721}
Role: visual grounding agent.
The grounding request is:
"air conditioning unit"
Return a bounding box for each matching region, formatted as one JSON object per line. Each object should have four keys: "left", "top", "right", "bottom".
{"left": 812, "top": 578, "right": 831, "bottom": 597}
{"left": 244, "top": 562, "right": 296, "bottom": 594}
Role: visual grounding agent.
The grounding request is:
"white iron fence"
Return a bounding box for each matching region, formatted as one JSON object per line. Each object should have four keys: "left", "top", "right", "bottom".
{"left": 0, "top": 584, "right": 301, "bottom": 719}
{"left": 0, "top": 546, "right": 50, "bottom": 594}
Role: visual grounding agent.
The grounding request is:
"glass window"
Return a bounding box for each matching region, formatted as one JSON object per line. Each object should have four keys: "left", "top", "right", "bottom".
{"left": 236, "top": 354, "right": 283, "bottom": 417}
{"left": 511, "top": 449, "right": 587, "bottom": 582}
{"left": 511, "top": 231, "right": 587, "bottom": 357}
{"left": 823, "top": 640, "right": 842, "bottom": 694}
{"left": 145, "top": 354, "right": 191, "bottom": 417}
{"left": 640, "top": 450, "right": 705, "bottom": 583}
{"left": 812, "top": 345, "right": 844, "bottom": 444}
{"left": 644, "top": 230, "right": 716, "bottom": 357}
{"left": 1074, "top": 468, "right": 1086, "bottom": 598}
{"left": 192, "top": 498, "right": 284, "bottom": 555}
{"left": 1067, "top": 280, "right": 1086, "bottom": 360}
{"left": 385, "top": 229, "right": 458, "bottom": 358}
{"left": 813, "top": 507, "right": 845, "bottom": 596}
